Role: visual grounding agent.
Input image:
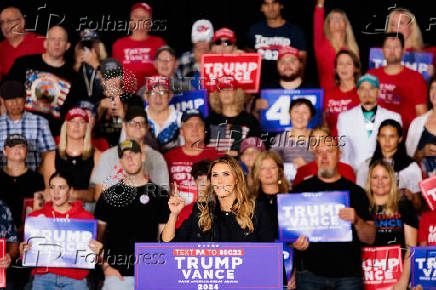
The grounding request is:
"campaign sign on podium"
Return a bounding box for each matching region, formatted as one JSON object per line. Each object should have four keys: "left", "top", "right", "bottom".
{"left": 410, "top": 246, "right": 436, "bottom": 289}
{"left": 277, "top": 191, "right": 352, "bottom": 242}
{"left": 23, "top": 217, "right": 97, "bottom": 269}
{"left": 134, "top": 242, "right": 283, "bottom": 290}
{"left": 260, "top": 89, "right": 324, "bottom": 133}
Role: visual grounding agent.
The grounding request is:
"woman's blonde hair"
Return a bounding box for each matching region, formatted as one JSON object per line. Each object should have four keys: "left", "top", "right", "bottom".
{"left": 365, "top": 159, "right": 399, "bottom": 216}
{"left": 58, "top": 120, "right": 93, "bottom": 160}
{"left": 198, "top": 156, "right": 255, "bottom": 232}
{"left": 387, "top": 8, "right": 424, "bottom": 50}
{"left": 324, "top": 9, "right": 359, "bottom": 57}
{"left": 208, "top": 88, "right": 245, "bottom": 114}
{"left": 250, "top": 151, "right": 290, "bottom": 197}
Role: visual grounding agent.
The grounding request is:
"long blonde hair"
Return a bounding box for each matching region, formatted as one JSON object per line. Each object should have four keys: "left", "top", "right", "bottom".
{"left": 198, "top": 156, "right": 255, "bottom": 232}
{"left": 58, "top": 121, "right": 93, "bottom": 160}
{"left": 250, "top": 151, "right": 290, "bottom": 197}
{"left": 208, "top": 88, "right": 245, "bottom": 114}
{"left": 386, "top": 8, "right": 424, "bottom": 50}
{"left": 324, "top": 9, "right": 359, "bottom": 57}
{"left": 365, "top": 160, "right": 399, "bottom": 216}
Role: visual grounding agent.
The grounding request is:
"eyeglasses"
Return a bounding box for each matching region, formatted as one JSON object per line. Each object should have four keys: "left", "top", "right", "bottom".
{"left": 214, "top": 39, "right": 233, "bottom": 46}
{"left": 127, "top": 120, "right": 147, "bottom": 128}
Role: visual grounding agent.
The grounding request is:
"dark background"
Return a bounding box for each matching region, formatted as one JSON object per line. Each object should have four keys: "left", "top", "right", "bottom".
{"left": 1, "top": 0, "right": 435, "bottom": 84}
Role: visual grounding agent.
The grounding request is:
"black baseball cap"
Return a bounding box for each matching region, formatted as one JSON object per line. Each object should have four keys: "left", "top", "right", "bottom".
{"left": 4, "top": 134, "right": 27, "bottom": 147}
{"left": 100, "top": 58, "right": 123, "bottom": 80}
{"left": 0, "top": 80, "right": 25, "bottom": 100}
{"left": 155, "top": 46, "right": 176, "bottom": 59}
{"left": 118, "top": 139, "right": 141, "bottom": 157}
{"left": 124, "top": 105, "right": 147, "bottom": 122}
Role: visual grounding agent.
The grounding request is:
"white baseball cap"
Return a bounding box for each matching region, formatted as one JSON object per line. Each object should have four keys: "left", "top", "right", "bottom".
{"left": 191, "top": 19, "right": 214, "bottom": 43}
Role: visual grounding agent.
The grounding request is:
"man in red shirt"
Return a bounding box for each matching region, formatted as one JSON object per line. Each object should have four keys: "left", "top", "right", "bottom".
{"left": 0, "top": 6, "right": 45, "bottom": 78}
{"left": 112, "top": 3, "right": 166, "bottom": 92}
{"left": 164, "top": 110, "right": 219, "bottom": 227}
{"left": 367, "top": 32, "right": 427, "bottom": 131}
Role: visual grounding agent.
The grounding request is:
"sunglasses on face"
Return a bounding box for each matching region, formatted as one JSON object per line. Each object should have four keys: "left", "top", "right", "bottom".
{"left": 214, "top": 39, "right": 233, "bottom": 46}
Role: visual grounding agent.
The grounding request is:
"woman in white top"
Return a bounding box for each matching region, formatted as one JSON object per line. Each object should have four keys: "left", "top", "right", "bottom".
{"left": 406, "top": 76, "right": 436, "bottom": 176}
{"left": 357, "top": 119, "right": 422, "bottom": 210}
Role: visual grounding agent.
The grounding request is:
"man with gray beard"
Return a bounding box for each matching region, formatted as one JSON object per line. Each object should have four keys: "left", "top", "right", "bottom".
{"left": 290, "top": 138, "right": 375, "bottom": 290}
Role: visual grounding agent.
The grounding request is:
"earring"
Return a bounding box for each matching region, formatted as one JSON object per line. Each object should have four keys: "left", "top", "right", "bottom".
{"left": 278, "top": 180, "right": 282, "bottom": 185}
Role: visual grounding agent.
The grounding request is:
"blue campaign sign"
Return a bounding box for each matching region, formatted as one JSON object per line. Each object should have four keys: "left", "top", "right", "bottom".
{"left": 369, "top": 48, "right": 433, "bottom": 81}
{"left": 134, "top": 242, "right": 283, "bottom": 290}
{"left": 23, "top": 217, "right": 97, "bottom": 269}
{"left": 410, "top": 246, "right": 436, "bottom": 289}
{"left": 277, "top": 191, "right": 352, "bottom": 242}
{"left": 260, "top": 89, "right": 324, "bottom": 133}
{"left": 145, "top": 89, "right": 209, "bottom": 118}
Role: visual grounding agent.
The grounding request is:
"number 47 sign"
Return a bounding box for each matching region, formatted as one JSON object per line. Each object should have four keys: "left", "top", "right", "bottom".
{"left": 260, "top": 89, "right": 324, "bottom": 133}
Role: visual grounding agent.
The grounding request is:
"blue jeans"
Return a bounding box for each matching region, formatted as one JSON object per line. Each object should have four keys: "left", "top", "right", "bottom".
{"left": 32, "top": 273, "right": 88, "bottom": 290}
{"left": 101, "top": 276, "right": 134, "bottom": 290}
{"left": 296, "top": 271, "right": 363, "bottom": 290}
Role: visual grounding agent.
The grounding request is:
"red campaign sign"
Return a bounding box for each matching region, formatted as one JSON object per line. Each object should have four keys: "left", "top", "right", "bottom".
{"left": 362, "top": 246, "right": 403, "bottom": 290}
{"left": 419, "top": 175, "right": 436, "bottom": 211}
{"left": 0, "top": 238, "right": 5, "bottom": 288}
{"left": 200, "top": 53, "right": 262, "bottom": 93}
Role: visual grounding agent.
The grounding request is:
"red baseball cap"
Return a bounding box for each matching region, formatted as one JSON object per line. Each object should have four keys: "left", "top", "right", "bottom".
{"left": 66, "top": 107, "right": 89, "bottom": 123}
{"left": 213, "top": 28, "right": 236, "bottom": 43}
{"left": 130, "top": 3, "right": 152, "bottom": 14}
{"left": 278, "top": 46, "right": 301, "bottom": 61}
{"left": 145, "top": 76, "right": 170, "bottom": 91}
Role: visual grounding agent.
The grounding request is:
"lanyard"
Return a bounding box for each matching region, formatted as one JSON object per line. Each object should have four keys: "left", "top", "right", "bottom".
{"left": 82, "top": 65, "right": 96, "bottom": 97}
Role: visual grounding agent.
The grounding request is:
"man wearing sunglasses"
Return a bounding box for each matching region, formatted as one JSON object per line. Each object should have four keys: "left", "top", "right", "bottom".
{"left": 211, "top": 28, "right": 241, "bottom": 54}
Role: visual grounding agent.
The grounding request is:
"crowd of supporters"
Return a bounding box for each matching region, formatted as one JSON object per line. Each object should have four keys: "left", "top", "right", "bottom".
{"left": 0, "top": 0, "right": 435, "bottom": 289}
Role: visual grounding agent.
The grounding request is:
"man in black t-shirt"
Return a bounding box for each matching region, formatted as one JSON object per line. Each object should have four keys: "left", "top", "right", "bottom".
{"left": 291, "top": 138, "right": 375, "bottom": 290}
{"left": 0, "top": 133, "right": 44, "bottom": 290}
{"left": 0, "top": 134, "right": 44, "bottom": 234}
{"left": 248, "top": 0, "right": 307, "bottom": 87}
{"left": 95, "top": 139, "right": 169, "bottom": 289}
{"left": 6, "top": 26, "right": 86, "bottom": 137}
{"left": 255, "top": 46, "right": 317, "bottom": 116}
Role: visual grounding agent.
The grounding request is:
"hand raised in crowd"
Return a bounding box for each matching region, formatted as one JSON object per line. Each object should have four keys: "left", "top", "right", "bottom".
{"left": 81, "top": 48, "right": 100, "bottom": 69}
{"left": 0, "top": 253, "right": 12, "bottom": 269}
{"left": 292, "top": 235, "right": 309, "bottom": 251}
{"left": 168, "top": 183, "right": 185, "bottom": 217}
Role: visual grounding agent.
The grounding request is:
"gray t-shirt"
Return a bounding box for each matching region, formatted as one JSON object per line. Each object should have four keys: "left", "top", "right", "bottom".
{"left": 90, "top": 145, "right": 169, "bottom": 188}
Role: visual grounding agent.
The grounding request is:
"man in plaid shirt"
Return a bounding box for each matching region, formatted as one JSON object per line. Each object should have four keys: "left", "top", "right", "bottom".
{"left": 0, "top": 80, "right": 55, "bottom": 171}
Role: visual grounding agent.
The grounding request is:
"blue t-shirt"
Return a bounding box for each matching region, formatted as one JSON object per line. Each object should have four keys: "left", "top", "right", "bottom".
{"left": 248, "top": 20, "right": 307, "bottom": 85}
